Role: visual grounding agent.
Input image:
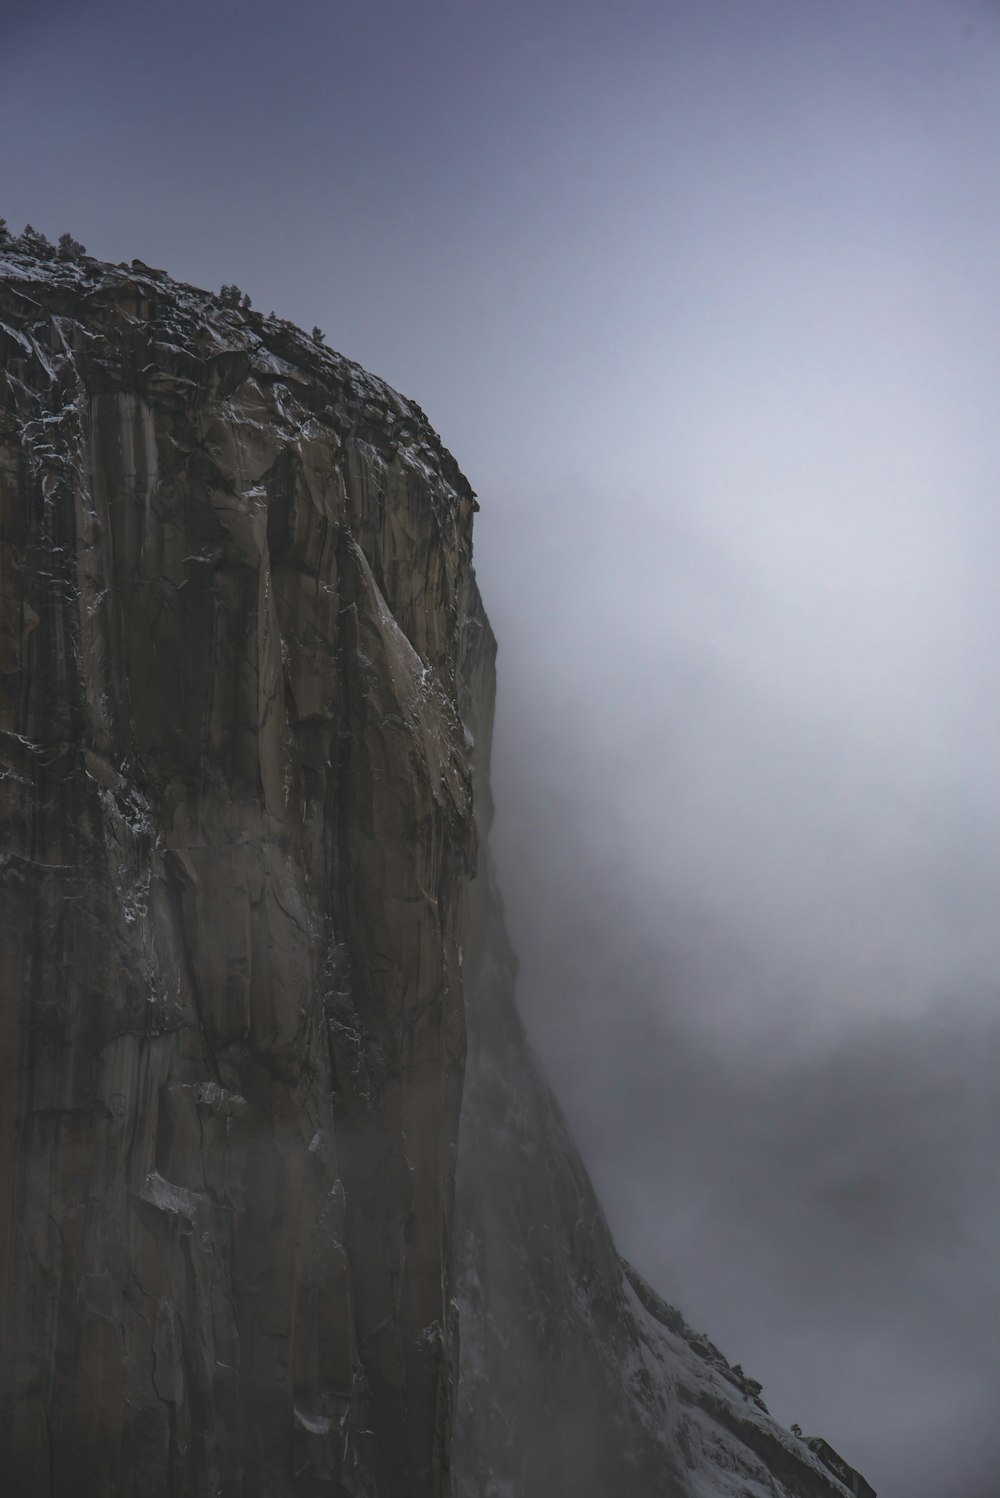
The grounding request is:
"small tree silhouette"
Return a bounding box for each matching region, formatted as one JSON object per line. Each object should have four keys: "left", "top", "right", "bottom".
{"left": 219, "top": 283, "right": 242, "bottom": 308}
{"left": 312, "top": 326, "right": 325, "bottom": 344}
{"left": 791, "top": 1423, "right": 803, "bottom": 1439}
{"left": 57, "top": 232, "right": 87, "bottom": 260}
{"left": 21, "top": 225, "right": 55, "bottom": 257}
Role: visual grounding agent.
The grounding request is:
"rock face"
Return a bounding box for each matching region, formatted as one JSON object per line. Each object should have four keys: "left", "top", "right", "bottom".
{"left": 0, "top": 235, "right": 874, "bottom": 1498}
{"left": 0, "top": 239, "right": 475, "bottom": 1498}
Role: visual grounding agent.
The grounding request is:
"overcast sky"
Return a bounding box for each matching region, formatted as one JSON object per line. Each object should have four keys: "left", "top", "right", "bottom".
{"left": 4, "top": 2, "right": 1000, "bottom": 1493}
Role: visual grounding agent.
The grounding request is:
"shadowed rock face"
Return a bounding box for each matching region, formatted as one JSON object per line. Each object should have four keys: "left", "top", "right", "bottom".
{"left": 0, "top": 242, "right": 477, "bottom": 1497}
{"left": 0, "top": 237, "right": 874, "bottom": 1498}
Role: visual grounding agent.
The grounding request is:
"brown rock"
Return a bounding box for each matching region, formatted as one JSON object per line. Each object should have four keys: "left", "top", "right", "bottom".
{"left": 0, "top": 243, "right": 475, "bottom": 1497}
{"left": 0, "top": 238, "right": 875, "bottom": 1498}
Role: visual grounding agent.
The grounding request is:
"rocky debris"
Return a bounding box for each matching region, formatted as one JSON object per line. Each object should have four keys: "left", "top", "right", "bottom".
{"left": 0, "top": 232, "right": 875, "bottom": 1498}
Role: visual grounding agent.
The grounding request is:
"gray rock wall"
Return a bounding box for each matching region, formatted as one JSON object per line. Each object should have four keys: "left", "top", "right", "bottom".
{"left": 0, "top": 238, "right": 875, "bottom": 1498}
{"left": 0, "top": 244, "right": 476, "bottom": 1497}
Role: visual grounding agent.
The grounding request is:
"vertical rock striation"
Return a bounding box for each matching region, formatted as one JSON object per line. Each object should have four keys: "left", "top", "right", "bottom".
{"left": 0, "top": 236, "right": 874, "bottom": 1498}
{"left": 0, "top": 240, "right": 475, "bottom": 1497}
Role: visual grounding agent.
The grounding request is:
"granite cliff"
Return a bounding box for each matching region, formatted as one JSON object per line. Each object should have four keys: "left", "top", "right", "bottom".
{"left": 0, "top": 230, "right": 874, "bottom": 1498}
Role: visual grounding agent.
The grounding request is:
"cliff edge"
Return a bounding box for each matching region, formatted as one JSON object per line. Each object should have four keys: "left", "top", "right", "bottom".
{"left": 0, "top": 232, "right": 873, "bottom": 1498}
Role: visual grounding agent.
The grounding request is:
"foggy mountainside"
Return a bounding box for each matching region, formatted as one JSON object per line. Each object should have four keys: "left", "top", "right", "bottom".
{"left": 7, "top": 3, "right": 1000, "bottom": 1495}
{"left": 0, "top": 235, "right": 878, "bottom": 1497}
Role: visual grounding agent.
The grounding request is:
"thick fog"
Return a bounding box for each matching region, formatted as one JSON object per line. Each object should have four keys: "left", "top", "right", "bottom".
{"left": 3, "top": 1, "right": 1000, "bottom": 1493}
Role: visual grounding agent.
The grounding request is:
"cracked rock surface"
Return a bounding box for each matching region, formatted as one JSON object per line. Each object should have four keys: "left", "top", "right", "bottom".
{"left": 0, "top": 243, "right": 475, "bottom": 1498}
{"left": 0, "top": 238, "right": 874, "bottom": 1498}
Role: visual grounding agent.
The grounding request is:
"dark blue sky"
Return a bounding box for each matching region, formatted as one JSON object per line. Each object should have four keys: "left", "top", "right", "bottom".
{"left": 4, "top": 3, "right": 1000, "bottom": 1493}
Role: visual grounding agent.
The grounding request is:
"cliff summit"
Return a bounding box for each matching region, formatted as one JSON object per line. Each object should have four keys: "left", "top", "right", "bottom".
{"left": 0, "top": 229, "right": 873, "bottom": 1498}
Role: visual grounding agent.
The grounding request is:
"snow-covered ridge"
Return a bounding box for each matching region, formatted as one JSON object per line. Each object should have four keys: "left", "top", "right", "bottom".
{"left": 622, "top": 1261, "right": 876, "bottom": 1498}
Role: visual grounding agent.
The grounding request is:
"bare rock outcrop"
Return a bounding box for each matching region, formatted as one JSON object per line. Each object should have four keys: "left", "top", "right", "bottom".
{"left": 0, "top": 240, "right": 475, "bottom": 1497}
{"left": 0, "top": 234, "right": 874, "bottom": 1498}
